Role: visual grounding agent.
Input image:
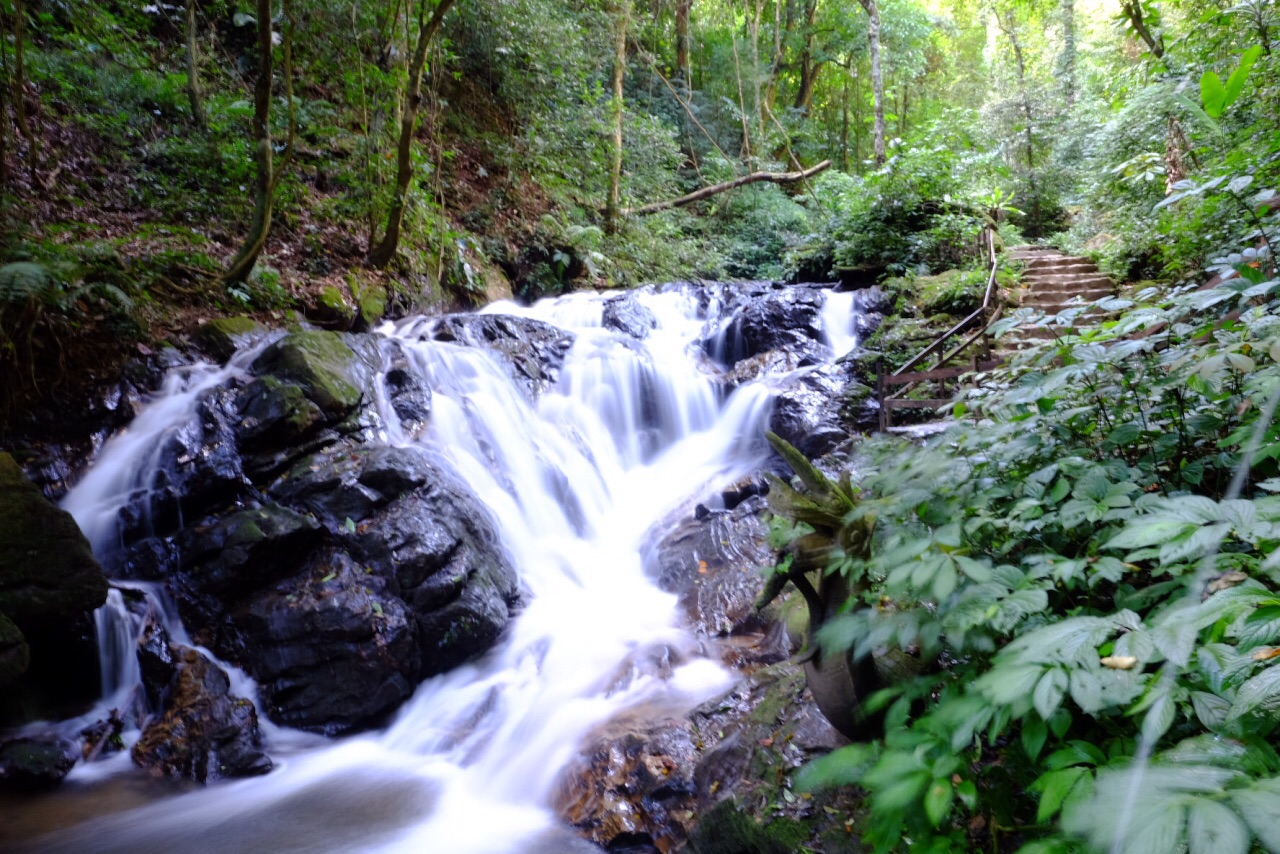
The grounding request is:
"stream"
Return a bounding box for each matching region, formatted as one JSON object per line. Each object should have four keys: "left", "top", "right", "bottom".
{"left": 17, "top": 284, "right": 860, "bottom": 853}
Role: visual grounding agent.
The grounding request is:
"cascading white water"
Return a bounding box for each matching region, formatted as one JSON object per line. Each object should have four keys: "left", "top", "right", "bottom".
{"left": 32, "top": 285, "right": 856, "bottom": 853}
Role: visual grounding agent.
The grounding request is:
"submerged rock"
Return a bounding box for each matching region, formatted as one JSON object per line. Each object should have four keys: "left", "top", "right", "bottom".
{"left": 132, "top": 644, "right": 271, "bottom": 783}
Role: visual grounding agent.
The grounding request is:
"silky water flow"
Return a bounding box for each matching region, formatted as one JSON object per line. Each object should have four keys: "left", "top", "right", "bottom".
{"left": 27, "top": 285, "right": 861, "bottom": 853}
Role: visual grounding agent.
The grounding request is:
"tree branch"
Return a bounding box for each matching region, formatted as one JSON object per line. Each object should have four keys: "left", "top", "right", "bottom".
{"left": 623, "top": 160, "right": 831, "bottom": 217}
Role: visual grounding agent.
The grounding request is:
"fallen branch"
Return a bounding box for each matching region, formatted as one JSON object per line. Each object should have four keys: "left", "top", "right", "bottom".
{"left": 623, "top": 160, "right": 831, "bottom": 217}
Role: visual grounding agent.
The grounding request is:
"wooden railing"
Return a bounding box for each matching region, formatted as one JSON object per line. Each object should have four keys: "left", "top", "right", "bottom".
{"left": 877, "top": 226, "right": 1003, "bottom": 430}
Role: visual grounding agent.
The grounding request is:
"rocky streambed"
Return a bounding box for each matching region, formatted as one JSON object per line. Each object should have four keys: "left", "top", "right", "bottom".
{"left": 0, "top": 280, "right": 888, "bottom": 852}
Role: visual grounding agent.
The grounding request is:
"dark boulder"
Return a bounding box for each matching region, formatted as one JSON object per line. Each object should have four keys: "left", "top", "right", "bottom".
{"left": 0, "top": 453, "right": 108, "bottom": 723}
{"left": 603, "top": 293, "right": 658, "bottom": 340}
{"left": 232, "top": 550, "right": 417, "bottom": 735}
{"left": 703, "top": 287, "right": 825, "bottom": 367}
{"left": 428, "top": 314, "right": 574, "bottom": 398}
{"left": 192, "top": 317, "right": 270, "bottom": 363}
{"left": 769, "top": 363, "right": 878, "bottom": 458}
{"left": 131, "top": 644, "right": 272, "bottom": 782}
{"left": 0, "top": 453, "right": 109, "bottom": 625}
{"left": 250, "top": 330, "right": 370, "bottom": 419}
{"left": 0, "top": 735, "right": 77, "bottom": 791}
{"left": 0, "top": 613, "right": 29, "bottom": 690}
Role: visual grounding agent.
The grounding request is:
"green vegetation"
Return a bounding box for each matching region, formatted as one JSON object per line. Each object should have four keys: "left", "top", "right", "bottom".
{"left": 3, "top": 0, "right": 1280, "bottom": 850}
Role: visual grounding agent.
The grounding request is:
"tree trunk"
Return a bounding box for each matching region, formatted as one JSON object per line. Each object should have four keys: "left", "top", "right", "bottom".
{"left": 605, "top": 0, "right": 631, "bottom": 234}
{"left": 675, "top": 0, "right": 691, "bottom": 94}
{"left": 840, "top": 62, "right": 849, "bottom": 172}
{"left": 11, "top": 0, "right": 33, "bottom": 146}
{"left": 1119, "top": 0, "right": 1164, "bottom": 60}
{"left": 793, "top": 0, "right": 819, "bottom": 115}
{"left": 366, "top": 0, "right": 458, "bottom": 269}
{"left": 858, "top": 0, "right": 885, "bottom": 166}
{"left": 1058, "top": 0, "right": 1077, "bottom": 106}
{"left": 185, "top": 0, "right": 206, "bottom": 130}
{"left": 223, "top": 0, "right": 275, "bottom": 285}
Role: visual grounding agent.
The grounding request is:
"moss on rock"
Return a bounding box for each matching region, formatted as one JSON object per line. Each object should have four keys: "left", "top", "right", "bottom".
{"left": 193, "top": 317, "right": 267, "bottom": 363}
{"left": 251, "top": 330, "right": 366, "bottom": 417}
{"left": 0, "top": 613, "right": 29, "bottom": 688}
{"left": 0, "top": 453, "right": 108, "bottom": 627}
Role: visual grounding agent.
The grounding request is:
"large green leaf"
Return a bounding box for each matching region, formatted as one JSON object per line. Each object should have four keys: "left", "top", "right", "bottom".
{"left": 1201, "top": 71, "right": 1228, "bottom": 118}
{"left": 1224, "top": 46, "right": 1264, "bottom": 107}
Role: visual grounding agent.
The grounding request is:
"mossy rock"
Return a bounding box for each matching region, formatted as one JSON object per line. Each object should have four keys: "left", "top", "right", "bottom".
{"left": 311, "top": 285, "right": 357, "bottom": 328}
{"left": 194, "top": 317, "right": 267, "bottom": 363}
{"left": 357, "top": 283, "right": 387, "bottom": 328}
{"left": 236, "top": 375, "right": 325, "bottom": 447}
{"left": 687, "top": 799, "right": 811, "bottom": 854}
{"left": 251, "top": 330, "right": 366, "bottom": 418}
{"left": 0, "top": 454, "right": 108, "bottom": 627}
{"left": 0, "top": 613, "right": 29, "bottom": 688}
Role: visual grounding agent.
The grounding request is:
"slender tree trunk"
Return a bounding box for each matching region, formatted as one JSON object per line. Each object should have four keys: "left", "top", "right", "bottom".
{"left": 763, "top": 0, "right": 787, "bottom": 110}
{"left": 1119, "top": 0, "right": 1164, "bottom": 60}
{"left": 793, "top": 0, "right": 819, "bottom": 114}
{"left": 223, "top": 0, "right": 276, "bottom": 284}
{"left": 185, "top": 0, "right": 206, "bottom": 130}
{"left": 11, "top": 0, "right": 34, "bottom": 147}
{"left": 749, "top": 0, "right": 765, "bottom": 142}
{"left": 853, "top": 66, "right": 863, "bottom": 173}
{"left": 1059, "top": 0, "right": 1077, "bottom": 106}
{"left": 366, "top": 0, "right": 458, "bottom": 269}
{"left": 675, "top": 0, "right": 691, "bottom": 94}
{"left": 605, "top": 0, "right": 631, "bottom": 234}
{"left": 858, "top": 0, "right": 885, "bottom": 166}
{"left": 996, "top": 9, "right": 1039, "bottom": 232}
{"left": 840, "top": 61, "right": 849, "bottom": 172}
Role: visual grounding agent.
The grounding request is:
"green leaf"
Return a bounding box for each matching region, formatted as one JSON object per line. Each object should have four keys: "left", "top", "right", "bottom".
{"left": 1141, "top": 686, "right": 1177, "bottom": 746}
{"left": 343, "top": 517, "right": 357, "bottom": 533}
{"left": 1201, "top": 70, "right": 1228, "bottom": 118}
{"left": 795, "top": 743, "right": 880, "bottom": 791}
{"left": 1186, "top": 798, "right": 1249, "bottom": 854}
{"left": 1229, "top": 664, "right": 1280, "bottom": 721}
{"left": 1230, "top": 779, "right": 1280, "bottom": 853}
{"left": 1022, "top": 715, "right": 1048, "bottom": 760}
{"left": 924, "top": 779, "right": 954, "bottom": 827}
{"left": 957, "top": 779, "right": 978, "bottom": 811}
{"left": 1224, "top": 46, "right": 1264, "bottom": 107}
{"left": 1034, "top": 667, "right": 1069, "bottom": 719}
{"left": 1034, "top": 767, "right": 1088, "bottom": 823}
{"left": 1045, "top": 740, "right": 1107, "bottom": 770}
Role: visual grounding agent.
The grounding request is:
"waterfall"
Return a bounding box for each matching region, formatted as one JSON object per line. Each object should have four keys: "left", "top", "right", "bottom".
{"left": 31, "top": 284, "right": 858, "bottom": 853}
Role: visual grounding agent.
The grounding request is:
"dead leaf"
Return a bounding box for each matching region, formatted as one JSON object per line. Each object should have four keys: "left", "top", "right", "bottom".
{"left": 1101, "top": 655, "right": 1138, "bottom": 670}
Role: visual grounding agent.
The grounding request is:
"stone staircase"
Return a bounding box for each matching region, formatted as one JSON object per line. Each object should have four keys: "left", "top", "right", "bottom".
{"left": 1005, "top": 246, "right": 1117, "bottom": 344}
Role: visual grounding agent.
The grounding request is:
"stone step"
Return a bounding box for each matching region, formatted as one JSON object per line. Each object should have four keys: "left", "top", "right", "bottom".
{"left": 1022, "top": 276, "right": 1113, "bottom": 291}
{"left": 1023, "top": 303, "right": 1116, "bottom": 316}
{"left": 1022, "top": 289, "right": 1116, "bottom": 305}
{"left": 1025, "top": 254, "right": 1091, "bottom": 267}
{"left": 1018, "top": 265, "right": 1100, "bottom": 279}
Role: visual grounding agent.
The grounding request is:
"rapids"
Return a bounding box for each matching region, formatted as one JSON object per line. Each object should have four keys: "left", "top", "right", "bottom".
{"left": 22, "top": 284, "right": 859, "bottom": 853}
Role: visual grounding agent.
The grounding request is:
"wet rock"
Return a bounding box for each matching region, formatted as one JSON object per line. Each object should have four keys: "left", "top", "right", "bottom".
{"left": 234, "top": 376, "right": 325, "bottom": 449}
{"left": 645, "top": 496, "right": 777, "bottom": 644}
{"left": 137, "top": 615, "right": 178, "bottom": 709}
{"left": 309, "top": 285, "right": 357, "bottom": 329}
{"left": 192, "top": 317, "right": 269, "bottom": 363}
{"left": 558, "top": 663, "right": 857, "bottom": 854}
{"left": 251, "top": 330, "right": 370, "bottom": 418}
{"left": 0, "top": 453, "right": 108, "bottom": 723}
{"left": 0, "top": 453, "right": 109, "bottom": 624}
{"left": 703, "top": 287, "right": 825, "bottom": 367}
{"left": 346, "top": 453, "right": 519, "bottom": 677}
{"left": 603, "top": 293, "right": 658, "bottom": 340}
{"left": 0, "top": 613, "right": 29, "bottom": 689}
{"left": 0, "top": 735, "right": 77, "bottom": 791}
{"left": 382, "top": 341, "right": 431, "bottom": 429}
{"left": 769, "top": 362, "right": 878, "bottom": 457}
{"left": 80, "top": 710, "right": 125, "bottom": 761}
{"left": 718, "top": 349, "right": 800, "bottom": 390}
{"left": 429, "top": 313, "right": 574, "bottom": 398}
{"left": 132, "top": 645, "right": 272, "bottom": 783}
{"left": 174, "top": 503, "right": 322, "bottom": 628}
{"left": 232, "top": 550, "right": 417, "bottom": 735}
